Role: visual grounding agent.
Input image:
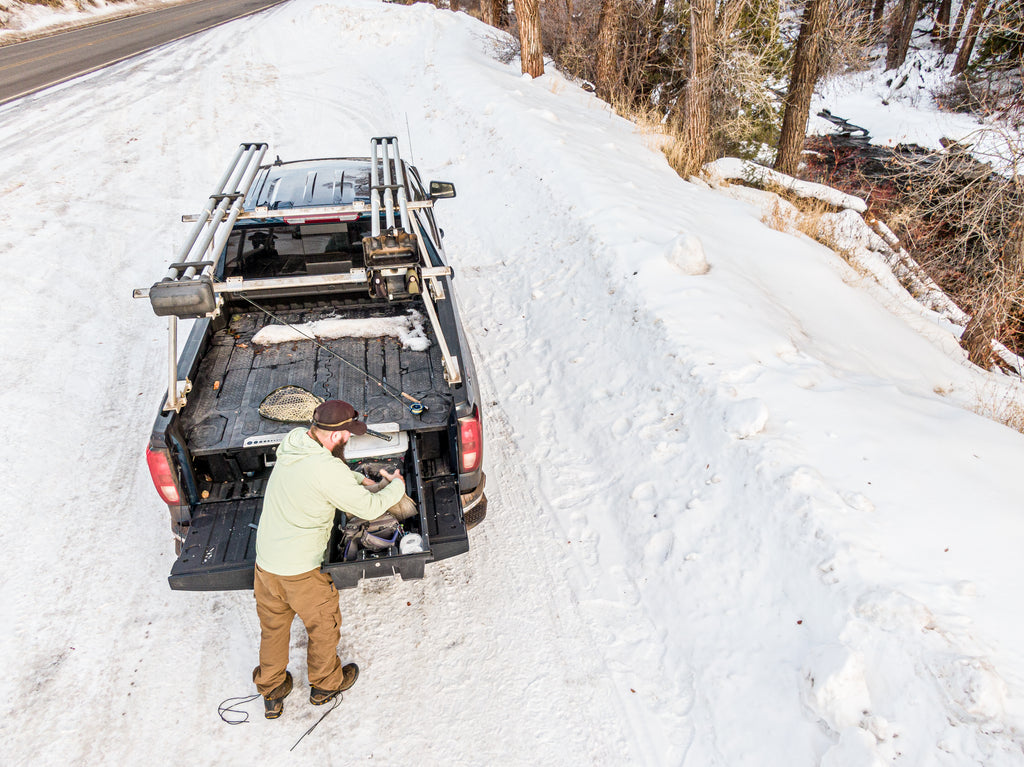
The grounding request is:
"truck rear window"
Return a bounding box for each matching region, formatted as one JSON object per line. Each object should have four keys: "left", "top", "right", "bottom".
{"left": 221, "top": 221, "right": 373, "bottom": 279}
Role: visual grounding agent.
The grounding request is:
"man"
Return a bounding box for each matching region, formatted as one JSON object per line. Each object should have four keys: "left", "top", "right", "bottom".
{"left": 253, "top": 399, "right": 406, "bottom": 719}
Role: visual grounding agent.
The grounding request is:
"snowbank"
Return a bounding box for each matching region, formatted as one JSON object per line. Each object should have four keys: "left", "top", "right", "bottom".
{"left": 705, "top": 157, "right": 868, "bottom": 212}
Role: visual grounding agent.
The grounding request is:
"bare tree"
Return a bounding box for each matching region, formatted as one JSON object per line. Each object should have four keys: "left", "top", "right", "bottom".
{"left": 680, "top": 0, "right": 716, "bottom": 173}
{"left": 934, "top": 0, "right": 952, "bottom": 41}
{"left": 945, "top": 0, "right": 973, "bottom": 54}
{"left": 886, "top": 0, "right": 922, "bottom": 69}
{"left": 872, "top": 0, "right": 886, "bottom": 25}
{"left": 480, "top": 0, "right": 506, "bottom": 27}
{"left": 514, "top": 0, "right": 545, "bottom": 77}
{"left": 596, "top": 0, "right": 623, "bottom": 101}
{"left": 775, "top": 0, "right": 831, "bottom": 174}
{"left": 953, "top": 0, "right": 991, "bottom": 74}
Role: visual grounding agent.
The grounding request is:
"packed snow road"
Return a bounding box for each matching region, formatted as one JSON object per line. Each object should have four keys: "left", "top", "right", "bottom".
{"left": 3, "top": 1, "right": 1024, "bottom": 765}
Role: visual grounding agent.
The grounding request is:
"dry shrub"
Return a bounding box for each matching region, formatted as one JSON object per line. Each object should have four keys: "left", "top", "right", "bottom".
{"left": 745, "top": 180, "right": 863, "bottom": 268}
{"left": 935, "top": 73, "right": 1024, "bottom": 129}
{"left": 762, "top": 200, "right": 787, "bottom": 231}
{"left": 886, "top": 132, "right": 1024, "bottom": 367}
{"left": 973, "top": 382, "right": 1024, "bottom": 434}
{"left": 793, "top": 198, "right": 862, "bottom": 266}
{"left": 540, "top": 0, "right": 601, "bottom": 85}
{"left": 14, "top": 0, "right": 76, "bottom": 7}
{"left": 811, "top": 0, "right": 877, "bottom": 78}
{"left": 788, "top": 194, "right": 833, "bottom": 239}
{"left": 611, "top": 94, "right": 674, "bottom": 150}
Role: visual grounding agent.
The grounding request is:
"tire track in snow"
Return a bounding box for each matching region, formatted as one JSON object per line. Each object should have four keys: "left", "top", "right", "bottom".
{"left": 383, "top": 11, "right": 699, "bottom": 761}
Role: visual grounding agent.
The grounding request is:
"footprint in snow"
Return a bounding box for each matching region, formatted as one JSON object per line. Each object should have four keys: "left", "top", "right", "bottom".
{"left": 723, "top": 398, "right": 768, "bottom": 439}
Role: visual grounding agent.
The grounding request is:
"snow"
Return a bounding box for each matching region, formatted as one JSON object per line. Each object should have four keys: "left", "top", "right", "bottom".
{"left": 809, "top": 46, "right": 1019, "bottom": 170}
{"left": 251, "top": 310, "right": 431, "bottom": 351}
{"left": 706, "top": 157, "right": 868, "bottom": 213}
{"left": 3, "top": 1, "right": 1024, "bottom": 764}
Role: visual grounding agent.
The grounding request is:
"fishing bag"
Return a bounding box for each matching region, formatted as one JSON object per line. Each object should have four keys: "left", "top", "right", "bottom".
{"left": 340, "top": 513, "right": 402, "bottom": 560}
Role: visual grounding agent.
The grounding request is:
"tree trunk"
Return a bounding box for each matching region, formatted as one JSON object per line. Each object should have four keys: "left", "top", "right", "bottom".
{"left": 886, "top": 0, "right": 922, "bottom": 69}
{"left": 775, "top": 0, "right": 831, "bottom": 175}
{"left": 514, "top": 0, "right": 544, "bottom": 77}
{"left": 945, "top": 0, "right": 972, "bottom": 54}
{"left": 682, "top": 0, "right": 715, "bottom": 173}
{"left": 962, "top": 282, "right": 1006, "bottom": 367}
{"left": 952, "top": 0, "right": 990, "bottom": 74}
{"left": 596, "top": 0, "right": 623, "bottom": 101}
{"left": 872, "top": 0, "right": 886, "bottom": 25}
{"left": 934, "top": 0, "right": 952, "bottom": 41}
{"left": 481, "top": 0, "right": 504, "bottom": 27}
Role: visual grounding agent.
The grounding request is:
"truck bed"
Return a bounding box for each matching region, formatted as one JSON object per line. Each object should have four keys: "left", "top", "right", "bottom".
{"left": 180, "top": 301, "right": 453, "bottom": 454}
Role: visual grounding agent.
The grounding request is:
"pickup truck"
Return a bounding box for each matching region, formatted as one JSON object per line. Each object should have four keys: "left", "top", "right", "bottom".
{"left": 137, "top": 138, "right": 486, "bottom": 591}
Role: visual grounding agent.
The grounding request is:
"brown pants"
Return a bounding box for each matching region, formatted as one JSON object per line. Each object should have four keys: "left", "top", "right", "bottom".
{"left": 252, "top": 564, "right": 345, "bottom": 697}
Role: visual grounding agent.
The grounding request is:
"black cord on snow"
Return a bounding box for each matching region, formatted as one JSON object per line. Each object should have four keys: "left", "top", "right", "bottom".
{"left": 289, "top": 693, "right": 343, "bottom": 751}
{"left": 218, "top": 693, "right": 261, "bottom": 725}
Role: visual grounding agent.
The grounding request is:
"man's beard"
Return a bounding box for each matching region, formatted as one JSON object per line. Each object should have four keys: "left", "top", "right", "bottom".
{"left": 331, "top": 440, "right": 346, "bottom": 461}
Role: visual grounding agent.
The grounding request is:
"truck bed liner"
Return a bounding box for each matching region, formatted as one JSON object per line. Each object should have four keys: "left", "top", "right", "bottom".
{"left": 180, "top": 304, "right": 452, "bottom": 453}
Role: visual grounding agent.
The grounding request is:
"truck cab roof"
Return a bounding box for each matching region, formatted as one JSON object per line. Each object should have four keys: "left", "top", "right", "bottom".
{"left": 245, "top": 158, "right": 374, "bottom": 211}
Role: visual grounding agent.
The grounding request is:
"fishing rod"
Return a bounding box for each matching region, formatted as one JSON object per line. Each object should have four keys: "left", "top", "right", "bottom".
{"left": 235, "top": 292, "right": 427, "bottom": 415}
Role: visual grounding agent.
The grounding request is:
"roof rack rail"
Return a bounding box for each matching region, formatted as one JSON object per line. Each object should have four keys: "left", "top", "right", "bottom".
{"left": 148, "top": 142, "right": 268, "bottom": 319}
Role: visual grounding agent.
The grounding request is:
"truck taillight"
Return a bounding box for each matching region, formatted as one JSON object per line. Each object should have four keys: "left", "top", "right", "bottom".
{"left": 146, "top": 446, "right": 180, "bottom": 505}
{"left": 458, "top": 410, "right": 482, "bottom": 474}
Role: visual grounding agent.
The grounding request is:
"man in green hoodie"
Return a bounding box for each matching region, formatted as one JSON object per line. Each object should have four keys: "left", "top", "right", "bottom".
{"left": 253, "top": 399, "right": 406, "bottom": 719}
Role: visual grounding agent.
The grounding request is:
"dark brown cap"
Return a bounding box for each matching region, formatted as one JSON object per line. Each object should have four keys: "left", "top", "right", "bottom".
{"left": 311, "top": 400, "right": 367, "bottom": 435}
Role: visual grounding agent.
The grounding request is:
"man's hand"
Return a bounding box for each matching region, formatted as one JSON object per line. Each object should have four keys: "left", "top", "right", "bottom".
{"left": 380, "top": 468, "right": 404, "bottom": 485}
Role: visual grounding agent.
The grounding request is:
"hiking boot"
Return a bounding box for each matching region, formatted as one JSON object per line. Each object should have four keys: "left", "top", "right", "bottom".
{"left": 263, "top": 671, "right": 293, "bottom": 720}
{"left": 310, "top": 663, "right": 359, "bottom": 705}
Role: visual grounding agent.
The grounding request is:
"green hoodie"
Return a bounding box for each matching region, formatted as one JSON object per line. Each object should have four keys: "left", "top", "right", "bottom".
{"left": 255, "top": 428, "right": 406, "bottom": 576}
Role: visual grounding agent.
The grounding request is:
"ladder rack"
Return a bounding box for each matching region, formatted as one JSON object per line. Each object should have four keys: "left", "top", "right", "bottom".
{"left": 136, "top": 138, "right": 460, "bottom": 414}
{"left": 370, "top": 136, "right": 412, "bottom": 236}
{"left": 364, "top": 137, "right": 461, "bottom": 385}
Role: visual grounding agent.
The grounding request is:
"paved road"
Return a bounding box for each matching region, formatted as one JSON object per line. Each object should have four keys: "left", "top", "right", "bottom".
{"left": 0, "top": 0, "right": 290, "bottom": 105}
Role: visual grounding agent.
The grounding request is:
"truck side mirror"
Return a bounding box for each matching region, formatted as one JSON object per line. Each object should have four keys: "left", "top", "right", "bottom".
{"left": 429, "top": 181, "right": 456, "bottom": 200}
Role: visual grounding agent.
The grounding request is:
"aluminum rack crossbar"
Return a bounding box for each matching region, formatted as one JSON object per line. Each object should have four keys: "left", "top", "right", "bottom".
{"left": 165, "top": 142, "right": 268, "bottom": 282}
{"left": 180, "top": 199, "right": 434, "bottom": 224}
